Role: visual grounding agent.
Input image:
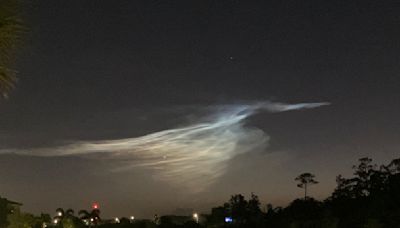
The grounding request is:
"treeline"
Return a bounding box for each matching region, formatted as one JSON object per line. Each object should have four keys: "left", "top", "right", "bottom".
{"left": 1, "top": 157, "right": 399, "bottom": 228}
{"left": 204, "top": 157, "right": 400, "bottom": 228}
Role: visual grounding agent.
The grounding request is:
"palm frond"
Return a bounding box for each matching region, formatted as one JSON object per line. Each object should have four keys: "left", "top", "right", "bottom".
{"left": 0, "top": 66, "right": 16, "bottom": 98}
{"left": 0, "top": 0, "right": 24, "bottom": 98}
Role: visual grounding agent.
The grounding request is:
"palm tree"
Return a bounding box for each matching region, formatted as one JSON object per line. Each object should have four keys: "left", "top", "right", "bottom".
{"left": 54, "top": 208, "right": 65, "bottom": 222}
{"left": 0, "top": 0, "right": 23, "bottom": 98}
{"left": 65, "top": 209, "right": 74, "bottom": 217}
{"left": 53, "top": 207, "right": 74, "bottom": 226}
{"left": 78, "top": 209, "right": 91, "bottom": 221}
{"left": 79, "top": 209, "right": 100, "bottom": 227}
{"left": 295, "top": 172, "right": 319, "bottom": 199}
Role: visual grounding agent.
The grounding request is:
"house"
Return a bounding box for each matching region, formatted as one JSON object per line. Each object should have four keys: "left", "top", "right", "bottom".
{"left": 0, "top": 196, "right": 22, "bottom": 227}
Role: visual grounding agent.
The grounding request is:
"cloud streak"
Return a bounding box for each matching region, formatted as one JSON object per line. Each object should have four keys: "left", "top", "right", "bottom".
{"left": 2, "top": 101, "right": 329, "bottom": 192}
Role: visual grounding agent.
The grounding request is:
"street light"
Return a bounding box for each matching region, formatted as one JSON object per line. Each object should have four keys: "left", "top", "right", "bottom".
{"left": 193, "top": 213, "right": 199, "bottom": 223}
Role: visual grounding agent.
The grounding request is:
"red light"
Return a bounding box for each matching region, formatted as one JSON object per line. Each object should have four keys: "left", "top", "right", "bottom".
{"left": 92, "top": 203, "right": 99, "bottom": 209}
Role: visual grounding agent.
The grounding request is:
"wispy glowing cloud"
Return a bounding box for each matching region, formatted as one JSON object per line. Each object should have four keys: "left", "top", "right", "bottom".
{"left": 2, "top": 101, "right": 329, "bottom": 192}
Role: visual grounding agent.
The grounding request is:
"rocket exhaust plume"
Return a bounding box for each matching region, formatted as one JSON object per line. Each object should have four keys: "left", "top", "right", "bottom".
{"left": 2, "top": 101, "right": 329, "bottom": 191}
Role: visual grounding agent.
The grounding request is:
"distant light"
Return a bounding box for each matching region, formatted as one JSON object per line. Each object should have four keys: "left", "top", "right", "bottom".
{"left": 92, "top": 203, "right": 99, "bottom": 209}
{"left": 53, "top": 219, "right": 58, "bottom": 224}
{"left": 130, "top": 216, "right": 135, "bottom": 220}
{"left": 115, "top": 217, "right": 120, "bottom": 223}
{"left": 193, "top": 213, "right": 199, "bottom": 223}
{"left": 225, "top": 217, "right": 233, "bottom": 223}
{"left": 90, "top": 218, "right": 94, "bottom": 222}
{"left": 57, "top": 212, "right": 62, "bottom": 216}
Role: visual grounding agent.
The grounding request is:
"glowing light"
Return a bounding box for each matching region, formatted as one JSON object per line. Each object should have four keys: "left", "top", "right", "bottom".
{"left": 92, "top": 203, "right": 99, "bottom": 209}
{"left": 225, "top": 217, "right": 233, "bottom": 223}
{"left": 1, "top": 101, "right": 329, "bottom": 192}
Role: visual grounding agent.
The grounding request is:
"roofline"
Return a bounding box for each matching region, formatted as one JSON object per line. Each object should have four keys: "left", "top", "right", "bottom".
{"left": 7, "top": 200, "right": 22, "bottom": 206}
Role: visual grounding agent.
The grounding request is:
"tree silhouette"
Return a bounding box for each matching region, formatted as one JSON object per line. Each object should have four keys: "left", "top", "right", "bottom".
{"left": 53, "top": 208, "right": 75, "bottom": 226}
{"left": 228, "top": 194, "right": 248, "bottom": 225}
{"left": 79, "top": 208, "right": 100, "bottom": 227}
{"left": 65, "top": 209, "right": 74, "bottom": 217}
{"left": 295, "top": 173, "right": 319, "bottom": 199}
{"left": 53, "top": 208, "right": 64, "bottom": 224}
{"left": 332, "top": 157, "right": 386, "bottom": 199}
{"left": 0, "top": 0, "right": 23, "bottom": 98}
{"left": 208, "top": 193, "right": 263, "bottom": 227}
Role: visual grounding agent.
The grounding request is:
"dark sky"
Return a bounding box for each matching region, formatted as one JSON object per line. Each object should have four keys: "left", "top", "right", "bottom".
{"left": 0, "top": 0, "right": 400, "bottom": 218}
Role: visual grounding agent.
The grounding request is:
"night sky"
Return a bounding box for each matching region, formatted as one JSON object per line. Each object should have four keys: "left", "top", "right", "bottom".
{"left": 1, "top": 0, "right": 400, "bottom": 218}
